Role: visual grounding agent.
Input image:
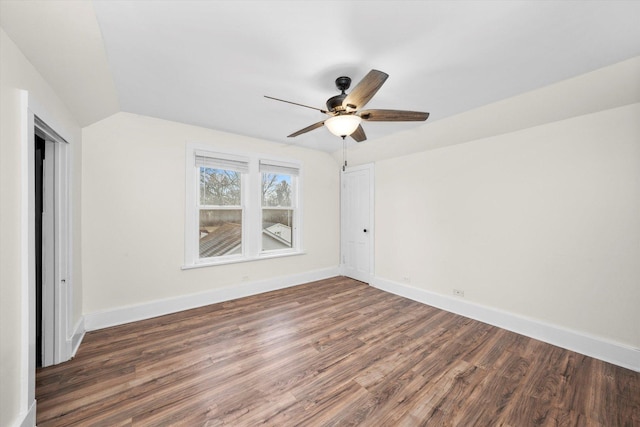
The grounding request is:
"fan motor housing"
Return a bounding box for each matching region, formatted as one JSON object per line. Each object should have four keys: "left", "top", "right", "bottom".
{"left": 326, "top": 94, "right": 347, "bottom": 112}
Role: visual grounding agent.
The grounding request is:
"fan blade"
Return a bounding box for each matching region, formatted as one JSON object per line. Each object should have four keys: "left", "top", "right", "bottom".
{"left": 350, "top": 125, "right": 367, "bottom": 142}
{"left": 342, "top": 70, "right": 389, "bottom": 110}
{"left": 287, "top": 120, "right": 325, "bottom": 138}
{"left": 359, "top": 109, "right": 429, "bottom": 122}
{"left": 265, "top": 95, "right": 328, "bottom": 114}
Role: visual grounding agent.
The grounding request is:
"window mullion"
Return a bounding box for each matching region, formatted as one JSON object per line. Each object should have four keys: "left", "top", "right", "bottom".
{"left": 246, "top": 158, "right": 260, "bottom": 258}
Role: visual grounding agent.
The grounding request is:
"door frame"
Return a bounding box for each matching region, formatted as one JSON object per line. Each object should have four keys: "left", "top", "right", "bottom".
{"left": 35, "top": 117, "right": 70, "bottom": 366}
{"left": 340, "top": 163, "right": 375, "bottom": 282}
{"left": 19, "top": 90, "right": 74, "bottom": 419}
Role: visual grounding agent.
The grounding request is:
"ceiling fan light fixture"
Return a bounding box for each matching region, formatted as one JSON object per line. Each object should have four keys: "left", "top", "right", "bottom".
{"left": 325, "top": 114, "right": 362, "bottom": 137}
{"left": 267, "top": 69, "right": 427, "bottom": 142}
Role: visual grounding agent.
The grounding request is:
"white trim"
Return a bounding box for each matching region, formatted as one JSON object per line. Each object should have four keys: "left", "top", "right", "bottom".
{"left": 34, "top": 115, "right": 68, "bottom": 144}
{"left": 69, "top": 317, "right": 85, "bottom": 358}
{"left": 53, "top": 140, "right": 71, "bottom": 364}
{"left": 371, "top": 276, "right": 640, "bottom": 372}
{"left": 84, "top": 267, "right": 339, "bottom": 331}
{"left": 19, "top": 90, "right": 35, "bottom": 427}
{"left": 182, "top": 250, "right": 306, "bottom": 270}
{"left": 13, "top": 399, "right": 36, "bottom": 427}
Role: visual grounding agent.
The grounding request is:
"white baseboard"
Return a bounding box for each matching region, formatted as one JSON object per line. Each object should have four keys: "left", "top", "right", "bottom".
{"left": 69, "top": 317, "right": 85, "bottom": 358}
{"left": 14, "top": 399, "right": 36, "bottom": 427}
{"left": 371, "top": 276, "right": 640, "bottom": 372}
{"left": 84, "top": 266, "right": 340, "bottom": 331}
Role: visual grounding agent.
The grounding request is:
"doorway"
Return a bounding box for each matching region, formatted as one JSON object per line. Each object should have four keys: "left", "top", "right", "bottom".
{"left": 33, "top": 116, "right": 70, "bottom": 367}
{"left": 34, "top": 133, "right": 57, "bottom": 367}
{"left": 341, "top": 163, "right": 374, "bottom": 283}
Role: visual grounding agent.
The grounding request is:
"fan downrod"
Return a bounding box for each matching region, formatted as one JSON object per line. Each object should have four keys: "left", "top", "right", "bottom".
{"left": 326, "top": 76, "right": 352, "bottom": 113}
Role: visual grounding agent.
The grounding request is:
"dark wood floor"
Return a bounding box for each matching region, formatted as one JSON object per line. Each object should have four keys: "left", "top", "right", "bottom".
{"left": 36, "top": 276, "right": 639, "bottom": 426}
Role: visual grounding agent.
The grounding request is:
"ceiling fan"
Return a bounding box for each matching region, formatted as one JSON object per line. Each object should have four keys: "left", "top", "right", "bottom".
{"left": 265, "top": 69, "right": 429, "bottom": 143}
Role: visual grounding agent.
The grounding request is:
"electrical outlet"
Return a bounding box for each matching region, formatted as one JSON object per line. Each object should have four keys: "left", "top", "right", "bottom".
{"left": 453, "top": 289, "right": 464, "bottom": 297}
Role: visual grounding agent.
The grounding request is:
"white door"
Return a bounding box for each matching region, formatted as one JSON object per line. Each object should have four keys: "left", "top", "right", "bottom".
{"left": 42, "top": 140, "right": 56, "bottom": 366}
{"left": 341, "top": 164, "right": 374, "bottom": 283}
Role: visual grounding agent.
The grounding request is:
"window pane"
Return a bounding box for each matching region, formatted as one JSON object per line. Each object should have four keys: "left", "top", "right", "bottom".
{"left": 262, "top": 208, "right": 293, "bottom": 250}
{"left": 262, "top": 173, "right": 292, "bottom": 207}
{"left": 199, "top": 209, "right": 242, "bottom": 258}
{"left": 200, "top": 167, "right": 241, "bottom": 206}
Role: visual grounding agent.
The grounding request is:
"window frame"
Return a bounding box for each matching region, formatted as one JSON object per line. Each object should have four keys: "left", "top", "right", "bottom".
{"left": 260, "top": 160, "right": 299, "bottom": 255}
{"left": 197, "top": 164, "right": 246, "bottom": 263}
{"left": 184, "top": 144, "right": 303, "bottom": 269}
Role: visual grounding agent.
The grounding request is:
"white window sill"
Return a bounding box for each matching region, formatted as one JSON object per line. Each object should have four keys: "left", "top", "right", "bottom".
{"left": 181, "top": 250, "right": 306, "bottom": 270}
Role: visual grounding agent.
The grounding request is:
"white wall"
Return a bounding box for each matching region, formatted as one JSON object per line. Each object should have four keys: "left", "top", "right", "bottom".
{"left": 334, "top": 58, "right": 640, "bottom": 364}
{"left": 0, "top": 27, "right": 82, "bottom": 427}
{"left": 81, "top": 113, "right": 340, "bottom": 316}
{"left": 373, "top": 103, "right": 640, "bottom": 349}
{"left": 342, "top": 57, "right": 640, "bottom": 364}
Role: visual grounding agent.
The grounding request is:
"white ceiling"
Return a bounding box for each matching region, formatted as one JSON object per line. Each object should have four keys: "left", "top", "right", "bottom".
{"left": 2, "top": 1, "right": 640, "bottom": 153}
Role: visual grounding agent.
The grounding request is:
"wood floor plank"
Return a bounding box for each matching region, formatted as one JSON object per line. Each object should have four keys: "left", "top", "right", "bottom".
{"left": 36, "top": 276, "right": 640, "bottom": 426}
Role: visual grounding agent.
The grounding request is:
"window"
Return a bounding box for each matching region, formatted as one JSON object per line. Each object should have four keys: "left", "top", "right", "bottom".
{"left": 260, "top": 160, "right": 298, "bottom": 253}
{"left": 185, "top": 146, "right": 301, "bottom": 267}
{"left": 197, "top": 154, "right": 247, "bottom": 259}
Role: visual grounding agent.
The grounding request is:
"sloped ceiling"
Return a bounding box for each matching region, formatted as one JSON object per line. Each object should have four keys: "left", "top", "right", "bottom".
{"left": 2, "top": 1, "right": 640, "bottom": 153}
{"left": 0, "top": 0, "right": 119, "bottom": 126}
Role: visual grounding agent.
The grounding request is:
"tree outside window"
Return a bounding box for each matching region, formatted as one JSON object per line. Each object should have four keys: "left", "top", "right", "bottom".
{"left": 199, "top": 168, "right": 243, "bottom": 258}
{"left": 261, "top": 172, "right": 294, "bottom": 250}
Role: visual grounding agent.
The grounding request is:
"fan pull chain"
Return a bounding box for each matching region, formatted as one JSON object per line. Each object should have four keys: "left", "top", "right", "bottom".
{"left": 342, "top": 136, "right": 347, "bottom": 171}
